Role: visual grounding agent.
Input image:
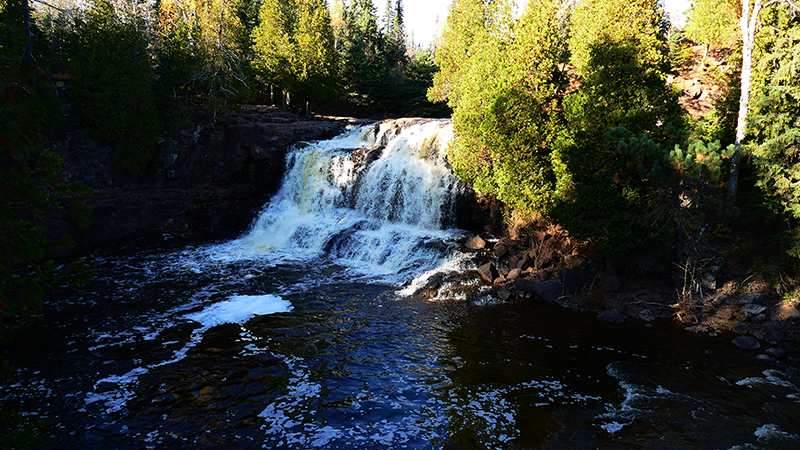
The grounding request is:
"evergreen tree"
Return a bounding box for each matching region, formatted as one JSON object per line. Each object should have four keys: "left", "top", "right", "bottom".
{"left": 553, "top": 0, "right": 683, "bottom": 253}
{"left": 251, "top": 0, "right": 295, "bottom": 97}
{"left": 252, "top": 0, "right": 336, "bottom": 114}
{"left": 431, "top": 0, "right": 567, "bottom": 216}
{"left": 292, "top": 0, "right": 338, "bottom": 111}
{"left": 156, "top": 0, "right": 251, "bottom": 121}
{"left": 69, "top": 0, "right": 162, "bottom": 174}
{"left": 684, "top": 0, "right": 739, "bottom": 50}
{"left": 748, "top": 21, "right": 800, "bottom": 225}
{"left": 339, "top": 0, "right": 386, "bottom": 108}
{"left": 402, "top": 47, "right": 450, "bottom": 116}
{"left": 1, "top": 0, "right": 91, "bottom": 341}
{"left": 726, "top": 0, "right": 798, "bottom": 208}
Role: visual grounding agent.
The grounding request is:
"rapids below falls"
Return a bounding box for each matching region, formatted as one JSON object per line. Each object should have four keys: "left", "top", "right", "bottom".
{"left": 3, "top": 119, "right": 800, "bottom": 449}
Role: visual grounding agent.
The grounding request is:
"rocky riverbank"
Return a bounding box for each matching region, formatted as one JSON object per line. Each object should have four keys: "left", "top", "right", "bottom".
{"left": 415, "top": 220, "right": 800, "bottom": 366}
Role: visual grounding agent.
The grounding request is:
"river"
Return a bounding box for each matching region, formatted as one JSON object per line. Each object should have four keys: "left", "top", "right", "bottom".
{"left": 2, "top": 120, "right": 799, "bottom": 449}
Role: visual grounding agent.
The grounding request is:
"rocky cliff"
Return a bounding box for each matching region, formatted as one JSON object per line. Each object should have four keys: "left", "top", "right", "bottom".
{"left": 50, "top": 108, "right": 501, "bottom": 257}
{"left": 50, "top": 106, "right": 369, "bottom": 256}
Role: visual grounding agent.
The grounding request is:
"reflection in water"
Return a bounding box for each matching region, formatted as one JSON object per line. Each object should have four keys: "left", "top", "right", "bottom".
{"left": 1, "top": 121, "right": 799, "bottom": 449}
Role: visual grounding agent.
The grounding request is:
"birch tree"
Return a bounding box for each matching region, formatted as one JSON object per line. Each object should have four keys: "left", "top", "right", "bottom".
{"left": 728, "top": 0, "right": 799, "bottom": 207}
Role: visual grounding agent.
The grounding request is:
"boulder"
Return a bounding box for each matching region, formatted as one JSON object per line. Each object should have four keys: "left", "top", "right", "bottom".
{"left": 732, "top": 336, "right": 761, "bottom": 350}
{"left": 477, "top": 263, "right": 499, "bottom": 284}
{"left": 507, "top": 268, "right": 522, "bottom": 280}
{"left": 495, "top": 284, "right": 514, "bottom": 301}
{"left": 755, "top": 354, "right": 777, "bottom": 365}
{"left": 513, "top": 278, "right": 537, "bottom": 298}
{"left": 560, "top": 268, "right": 583, "bottom": 295}
{"left": 598, "top": 311, "right": 625, "bottom": 324}
{"left": 533, "top": 280, "right": 561, "bottom": 304}
{"left": 465, "top": 235, "right": 487, "bottom": 251}
{"left": 765, "top": 347, "right": 787, "bottom": 359}
{"left": 495, "top": 243, "right": 509, "bottom": 258}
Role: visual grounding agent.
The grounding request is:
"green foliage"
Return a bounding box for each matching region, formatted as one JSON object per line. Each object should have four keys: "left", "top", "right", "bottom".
{"left": 69, "top": 0, "right": 161, "bottom": 175}
{"left": 670, "top": 138, "right": 734, "bottom": 184}
{"left": 568, "top": 0, "right": 669, "bottom": 80}
{"left": 552, "top": 0, "right": 683, "bottom": 254}
{"left": 748, "top": 22, "right": 800, "bottom": 222}
{"left": 667, "top": 28, "right": 695, "bottom": 69}
{"left": 252, "top": 0, "right": 337, "bottom": 108}
{"left": 293, "top": 0, "right": 338, "bottom": 102}
{"left": 684, "top": 0, "right": 739, "bottom": 48}
{"left": 338, "top": 0, "right": 388, "bottom": 108}
{"left": 432, "top": 0, "right": 566, "bottom": 216}
{"left": 157, "top": 0, "right": 252, "bottom": 119}
{"left": 1, "top": 0, "right": 92, "bottom": 336}
{"left": 401, "top": 48, "right": 451, "bottom": 116}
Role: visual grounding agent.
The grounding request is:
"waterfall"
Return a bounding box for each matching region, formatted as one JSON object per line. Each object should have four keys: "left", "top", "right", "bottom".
{"left": 215, "top": 119, "right": 464, "bottom": 282}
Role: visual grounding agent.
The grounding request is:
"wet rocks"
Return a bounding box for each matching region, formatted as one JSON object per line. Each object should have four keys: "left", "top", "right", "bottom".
{"left": 533, "top": 281, "right": 561, "bottom": 304}
{"left": 732, "top": 336, "right": 761, "bottom": 350}
{"left": 598, "top": 311, "right": 626, "bottom": 324}
{"left": 477, "top": 263, "right": 499, "bottom": 284}
{"left": 754, "top": 354, "right": 776, "bottom": 365}
{"left": 765, "top": 347, "right": 787, "bottom": 359}
{"left": 465, "top": 235, "right": 487, "bottom": 251}
{"left": 512, "top": 278, "right": 537, "bottom": 298}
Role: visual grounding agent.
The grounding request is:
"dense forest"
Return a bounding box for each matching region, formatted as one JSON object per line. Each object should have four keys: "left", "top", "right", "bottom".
{"left": 2, "top": 0, "right": 800, "bottom": 355}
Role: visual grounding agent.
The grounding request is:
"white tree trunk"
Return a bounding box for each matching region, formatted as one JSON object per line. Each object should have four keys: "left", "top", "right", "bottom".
{"left": 729, "top": 0, "right": 765, "bottom": 208}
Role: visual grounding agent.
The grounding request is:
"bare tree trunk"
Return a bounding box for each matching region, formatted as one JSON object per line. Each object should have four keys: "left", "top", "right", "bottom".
{"left": 729, "top": 0, "right": 763, "bottom": 211}
{"left": 729, "top": 0, "right": 800, "bottom": 211}
{"left": 23, "top": 0, "right": 33, "bottom": 66}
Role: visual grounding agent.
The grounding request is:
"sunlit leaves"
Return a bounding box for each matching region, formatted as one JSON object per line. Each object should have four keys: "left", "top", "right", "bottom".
{"left": 432, "top": 0, "right": 566, "bottom": 217}
{"left": 251, "top": 0, "right": 336, "bottom": 105}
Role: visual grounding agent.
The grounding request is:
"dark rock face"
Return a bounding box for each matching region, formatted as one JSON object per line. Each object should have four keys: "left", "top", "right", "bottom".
{"left": 455, "top": 190, "right": 504, "bottom": 234}
{"left": 50, "top": 107, "right": 366, "bottom": 256}
{"left": 559, "top": 268, "right": 583, "bottom": 295}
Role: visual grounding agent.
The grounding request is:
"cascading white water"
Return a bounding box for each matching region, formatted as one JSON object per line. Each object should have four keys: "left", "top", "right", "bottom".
{"left": 215, "top": 119, "right": 463, "bottom": 282}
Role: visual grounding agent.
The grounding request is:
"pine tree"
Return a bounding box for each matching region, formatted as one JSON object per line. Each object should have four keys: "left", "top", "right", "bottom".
{"left": 726, "top": 0, "right": 799, "bottom": 208}
{"left": 748, "top": 22, "right": 800, "bottom": 222}
{"left": 553, "top": 0, "right": 682, "bottom": 253}
{"left": 431, "top": 0, "right": 566, "bottom": 216}
{"left": 252, "top": 0, "right": 336, "bottom": 114}
{"left": 156, "top": 0, "right": 251, "bottom": 121}
{"left": 70, "top": 0, "right": 162, "bottom": 174}
{"left": 339, "top": 0, "right": 385, "bottom": 108}
{"left": 292, "top": 0, "right": 338, "bottom": 112}
{"left": 1, "top": 0, "right": 92, "bottom": 339}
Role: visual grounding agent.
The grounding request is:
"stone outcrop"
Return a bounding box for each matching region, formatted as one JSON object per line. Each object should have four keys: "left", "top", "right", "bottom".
{"left": 49, "top": 106, "right": 368, "bottom": 256}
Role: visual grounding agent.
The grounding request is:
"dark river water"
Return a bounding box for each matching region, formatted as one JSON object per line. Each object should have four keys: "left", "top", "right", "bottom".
{"left": 2, "top": 121, "right": 799, "bottom": 449}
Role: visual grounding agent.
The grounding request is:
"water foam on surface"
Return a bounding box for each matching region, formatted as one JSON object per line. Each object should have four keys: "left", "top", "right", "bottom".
{"left": 186, "top": 294, "right": 292, "bottom": 328}
{"left": 85, "top": 294, "right": 292, "bottom": 414}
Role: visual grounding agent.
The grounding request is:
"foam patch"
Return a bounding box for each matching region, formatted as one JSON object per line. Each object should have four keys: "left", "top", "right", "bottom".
{"left": 186, "top": 295, "right": 293, "bottom": 327}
